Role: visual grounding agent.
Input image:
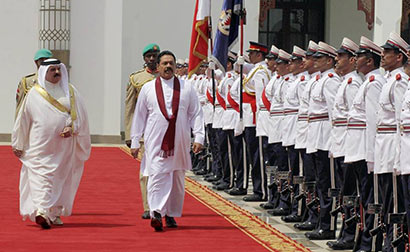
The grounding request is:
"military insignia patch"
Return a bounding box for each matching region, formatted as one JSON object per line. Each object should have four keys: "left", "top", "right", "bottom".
{"left": 218, "top": 9, "right": 232, "bottom": 36}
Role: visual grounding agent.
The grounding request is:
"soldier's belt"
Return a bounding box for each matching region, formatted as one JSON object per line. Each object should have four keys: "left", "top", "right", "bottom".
{"left": 347, "top": 120, "right": 366, "bottom": 129}
{"left": 332, "top": 118, "right": 348, "bottom": 127}
{"left": 270, "top": 110, "right": 284, "bottom": 116}
{"left": 259, "top": 105, "right": 268, "bottom": 111}
{"left": 297, "top": 114, "right": 308, "bottom": 121}
{"left": 377, "top": 124, "right": 397, "bottom": 134}
{"left": 400, "top": 124, "right": 410, "bottom": 133}
{"left": 284, "top": 109, "right": 299, "bottom": 116}
{"left": 215, "top": 103, "right": 222, "bottom": 108}
{"left": 308, "top": 113, "right": 329, "bottom": 123}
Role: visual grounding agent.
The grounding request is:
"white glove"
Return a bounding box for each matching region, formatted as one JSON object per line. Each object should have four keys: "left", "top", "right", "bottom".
{"left": 237, "top": 55, "right": 245, "bottom": 66}
{"left": 208, "top": 61, "right": 216, "bottom": 70}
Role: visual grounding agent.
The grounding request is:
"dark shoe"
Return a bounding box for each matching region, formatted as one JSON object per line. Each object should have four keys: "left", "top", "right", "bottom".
{"left": 35, "top": 214, "right": 51, "bottom": 229}
{"left": 260, "top": 202, "right": 274, "bottom": 209}
{"left": 326, "top": 240, "right": 354, "bottom": 250}
{"left": 150, "top": 211, "right": 163, "bottom": 231}
{"left": 165, "top": 216, "right": 177, "bottom": 228}
{"left": 141, "top": 211, "right": 150, "bottom": 219}
{"left": 305, "top": 229, "right": 335, "bottom": 240}
{"left": 205, "top": 176, "right": 221, "bottom": 182}
{"left": 213, "top": 183, "right": 230, "bottom": 191}
{"left": 211, "top": 179, "right": 222, "bottom": 185}
{"left": 194, "top": 169, "right": 208, "bottom": 175}
{"left": 267, "top": 207, "right": 289, "bottom": 216}
{"left": 227, "top": 188, "right": 247, "bottom": 196}
{"left": 294, "top": 221, "right": 316, "bottom": 231}
{"left": 281, "top": 214, "right": 302, "bottom": 223}
{"left": 243, "top": 194, "right": 266, "bottom": 202}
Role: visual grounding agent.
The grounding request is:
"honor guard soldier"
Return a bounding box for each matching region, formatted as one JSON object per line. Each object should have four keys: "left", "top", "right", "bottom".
{"left": 241, "top": 41, "right": 270, "bottom": 202}
{"left": 125, "top": 43, "right": 160, "bottom": 219}
{"left": 294, "top": 41, "right": 320, "bottom": 231}
{"left": 305, "top": 42, "right": 341, "bottom": 240}
{"left": 15, "top": 49, "right": 53, "bottom": 118}
{"left": 374, "top": 32, "right": 408, "bottom": 251}
{"left": 265, "top": 49, "right": 293, "bottom": 216}
{"left": 327, "top": 37, "right": 362, "bottom": 250}
{"left": 260, "top": 45, "right": 281, "bottom": 210}
{"left": 215, "top": 52, "right": 240, "bottom": 191}
{"left": 399, "top": 45, "right": 410, "bottom": 252}
{"left": 281, "top": 46, "right": 309, "bottom": 223}
{"left": 345, "top": 36, "right": 384, "bottom": 252}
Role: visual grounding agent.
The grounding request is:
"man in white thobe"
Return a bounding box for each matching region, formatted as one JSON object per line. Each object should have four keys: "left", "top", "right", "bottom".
{"left": 12, "top": 58, "right": 91, "bottom": 229}
{"left": 130, "top": 51, "right": 204, "bottom": 232}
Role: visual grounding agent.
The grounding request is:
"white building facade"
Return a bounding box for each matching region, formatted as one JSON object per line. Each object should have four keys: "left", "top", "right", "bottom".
{"left": 0, "top": 0, "right": 405, "bottom": 143}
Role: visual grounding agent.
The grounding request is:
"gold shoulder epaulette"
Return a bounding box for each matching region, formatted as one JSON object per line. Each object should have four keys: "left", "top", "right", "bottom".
{"left": 22, "top": 73, "right": 36, "bottom": 93}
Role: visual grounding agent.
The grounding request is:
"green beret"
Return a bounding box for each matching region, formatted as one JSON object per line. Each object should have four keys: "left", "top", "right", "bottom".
{"left": 143, "top": 43, "right": 160, "bottom": 56}
{"left": 34, "top": 49, "right": 53, "bottom": 61}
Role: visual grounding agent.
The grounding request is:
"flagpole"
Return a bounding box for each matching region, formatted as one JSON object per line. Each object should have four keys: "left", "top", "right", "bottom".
{"left": 239, "top": 1, "right": 244, "bottom": 120}
{"left": 209, "top": 17, "right": 216, "bottom": 112}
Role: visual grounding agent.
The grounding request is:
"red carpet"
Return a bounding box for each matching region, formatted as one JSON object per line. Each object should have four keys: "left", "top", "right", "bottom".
{"left": 0, "top": 146, "right": 310, "bottom": 251}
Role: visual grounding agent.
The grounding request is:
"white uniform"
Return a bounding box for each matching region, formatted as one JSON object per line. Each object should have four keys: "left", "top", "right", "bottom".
{"left": 345, "top": 69, "right": 385, "bottom": 167}
{"left": 330, "top": 71, "right": 362, "bottom": 157}
{"left": 131, "top": 76, "right": 205, "bottom": 217}
{"left": 222, "top": 71, "right": 239, "bottom": 130}
{"left": 399, "top": 76, "right": 410, "bottom": 175}
{"left": 252, "top": 62, "right": 271, "bottom": 137}
{"left": 295, "top": 72, "right": 317, "bottom": 149}
{"left": 306, "top": 69, "right": 341, "bottom": 154}
{"left": 267, "top": 73, "right": 294, "bottom": 143}
{"left": 374, "top": 67, "right": 408, "bottom": 174}
{"left": 282, "top": 71, "right": 309, "bottom": 147}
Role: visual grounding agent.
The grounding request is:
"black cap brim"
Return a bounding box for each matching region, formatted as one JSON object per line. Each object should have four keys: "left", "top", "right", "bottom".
{"left": 305, "top": 51, "right": 316, "bottom": 56}
{"left": 290, "top": 55, "right": 303, "bottom": 61}
{"left": 313, "top": 51, "right": 328, "bottom": 58}
{"left": 276, "top": 58, "right": 289, "bottom": 64}
{"left": 381, "top": 42, "right": 397, "bottom": 50}
{"left": 336, "top": 48, "right": 351, "bottom": 54}
{"left": 266, "top": 53, "right": 278, "bottom": 59}
{"left": 355, "top": 48, "right": 369, "bottom": 54}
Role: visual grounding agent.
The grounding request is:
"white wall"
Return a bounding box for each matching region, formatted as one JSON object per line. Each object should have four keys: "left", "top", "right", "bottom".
{"left": 373, "top": 0, "right": 402, "bottom": 45}
{"left": 0, "top": 0, "right": 39, "bottom": 136}
{"left": 70, "top": 0, "right": 123, "bottom": 138}
{"left": 325, "top": 0, "right": 373, "bottom": 47}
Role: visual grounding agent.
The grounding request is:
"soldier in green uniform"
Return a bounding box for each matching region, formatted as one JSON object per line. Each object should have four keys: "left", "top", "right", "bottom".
{"left": 125, "top": 43, "right": 160, "bottom": 219}
{"left": 15, "top": 49, "right": 52, "bottom": 118}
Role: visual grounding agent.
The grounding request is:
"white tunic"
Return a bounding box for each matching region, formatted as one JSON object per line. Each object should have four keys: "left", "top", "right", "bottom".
{"left": 295, "top": 72, "right": 317, "bottom": 149}
{"left": 306, "top": 69, "right": 341, "bottom": 154}
{"left": 330, "top": 71, "right": 362, "bottom": 157}
{"left": 221, "top": 71, "right": 239, "bottom": 130}
{"left": 282, "top": 72, "right": 308, "bottom": 147}
{"left": 399, "top": 79, "right": 410, "bottom": 175}
{"left": 197, "top": 77, "right": 214, "bottom": 125}
{"left": 374, "top": 67, "right": 408, "bottom": 174}
{"left": 12, "top": 84, "right": 91, "bottom": 222}
{"left": 130, "top": 77, "right": 205, "bottom": 176}
{"left": 250, "top": 61, "right": 271, "bottom": 137}
{"left": 268, "top": 73, "right": 294, "bottom": 144}
{"left": 345, "top": 69, "right": 385, "bottom": 164}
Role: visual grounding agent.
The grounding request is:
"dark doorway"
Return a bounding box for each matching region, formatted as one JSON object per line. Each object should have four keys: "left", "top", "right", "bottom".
{"left": 259, "top": 0, "right": 325, "bottom": 52}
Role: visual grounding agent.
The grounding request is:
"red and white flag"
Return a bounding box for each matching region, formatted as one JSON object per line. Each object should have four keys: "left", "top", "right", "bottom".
{"left": 188, "top": 0, "right": 211, "bottom": 78}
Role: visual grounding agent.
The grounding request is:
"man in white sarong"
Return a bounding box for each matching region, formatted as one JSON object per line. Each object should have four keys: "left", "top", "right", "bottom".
{"left": 130, "top": 51, "right": 204, "bottom": 232}
{"left": 12, "top": 58, "right": 91, "bottom": 229}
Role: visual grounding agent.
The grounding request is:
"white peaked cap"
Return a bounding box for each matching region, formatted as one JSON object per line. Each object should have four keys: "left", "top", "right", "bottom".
{"left": 337, "top": 37, "right": 359, "bottom": 55}
{"left": 357, "top": 36, "right": 382, "bottom": 56}
{"left": 315, "top": 41, "right": 337, "bottom": 58}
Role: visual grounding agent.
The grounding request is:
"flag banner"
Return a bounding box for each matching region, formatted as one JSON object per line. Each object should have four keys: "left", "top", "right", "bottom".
{"left": 188, "top": 0, "right": 211, "bottom": 78}
{"left": 210, "top": 0, "right": 242, "bottom": 74}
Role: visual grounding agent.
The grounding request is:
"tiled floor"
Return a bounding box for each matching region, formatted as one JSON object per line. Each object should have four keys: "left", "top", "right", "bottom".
{"left": 186, "top": 171, "right": 351, "bottom": 252}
